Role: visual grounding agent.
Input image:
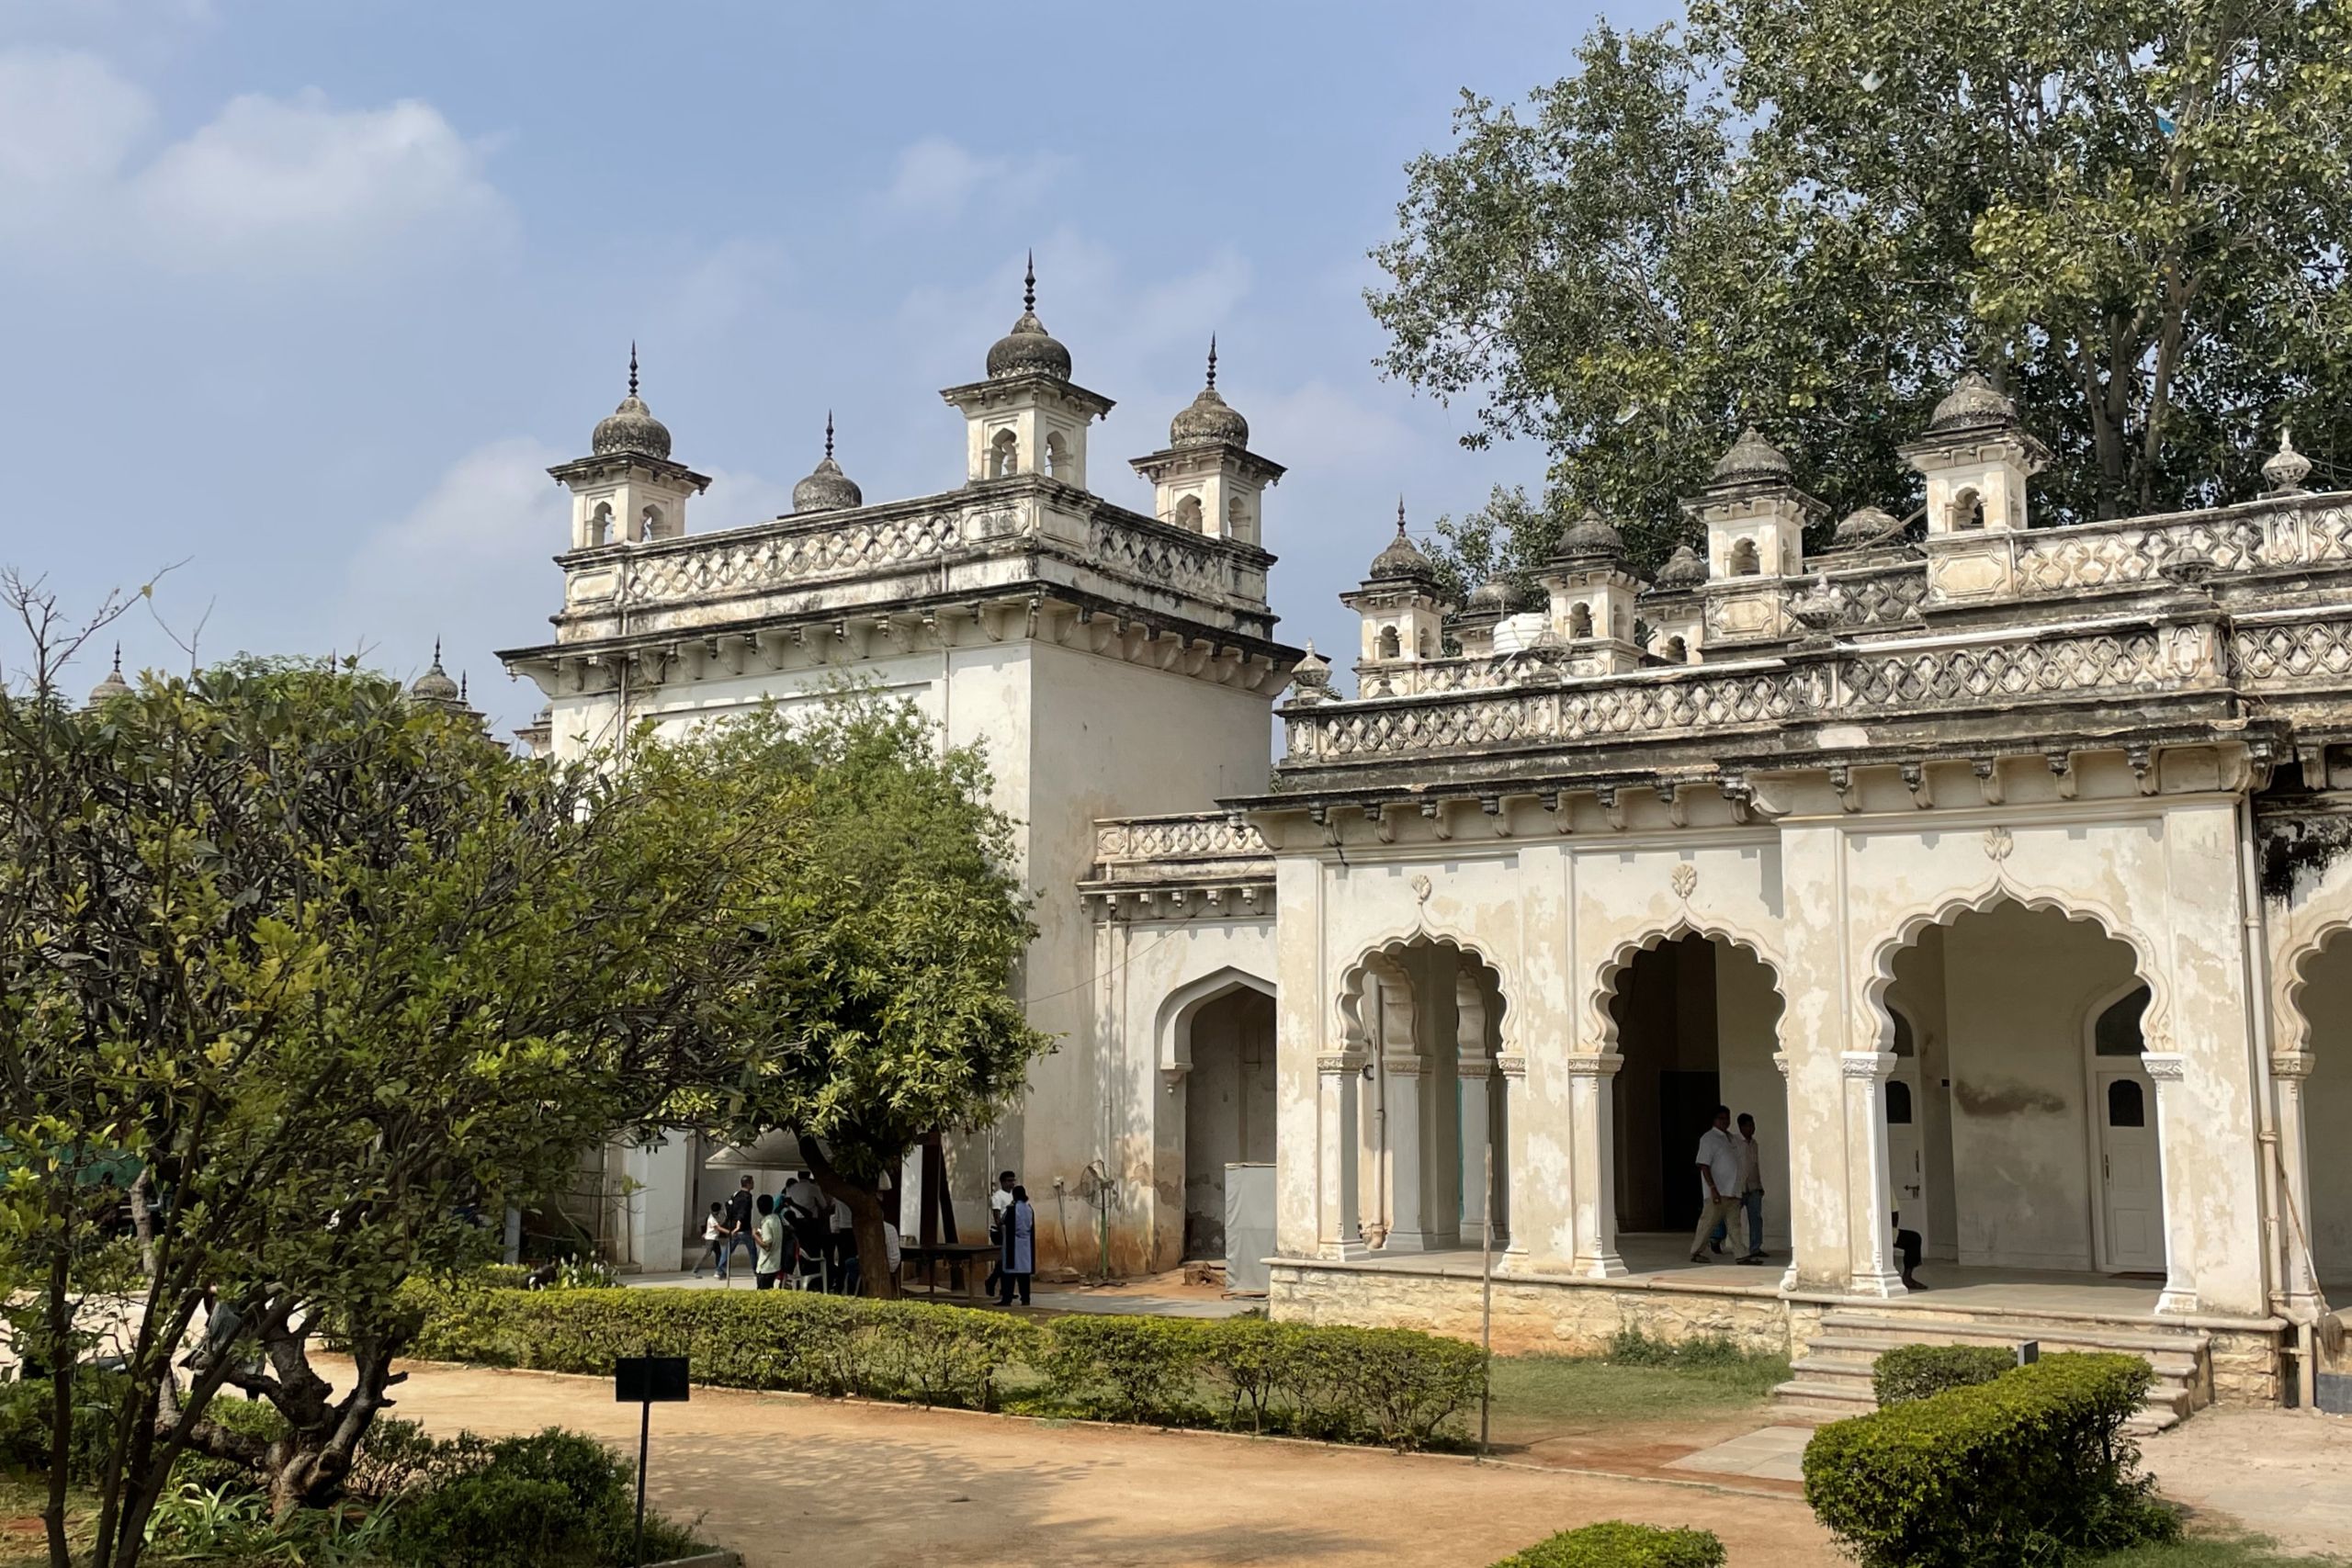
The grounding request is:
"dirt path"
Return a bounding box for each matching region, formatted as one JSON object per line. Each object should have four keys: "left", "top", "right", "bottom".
{"left": 2142, "top": 1407, "right": 2352, "bottom": 1556}
{"left": 363, "top": 1362, "right": 1840, "bottom": 1568}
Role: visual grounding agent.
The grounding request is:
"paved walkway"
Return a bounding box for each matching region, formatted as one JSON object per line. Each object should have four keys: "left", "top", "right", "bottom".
{"left": 2142, "top": 1406, "right": 2352, "bottom": 1556}
{"left": 365, "top": 1362, "right": 1840, "bottom": 1567}
{"left": 630, "top": 1269, "right": 1256, "bottom": 1320}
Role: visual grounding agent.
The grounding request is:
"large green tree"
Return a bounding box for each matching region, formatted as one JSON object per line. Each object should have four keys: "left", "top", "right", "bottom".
{"left": 1373, "top": 0, "right": 2352, "bottom": 576}
{"left": 649, "top": 693, "right": 1051, "bottom": 1300}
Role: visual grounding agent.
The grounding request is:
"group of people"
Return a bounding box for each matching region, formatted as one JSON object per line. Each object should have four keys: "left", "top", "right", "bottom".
{"left": 1690, "top": 1105, "right": 1926, "bottom": 1288}
{"left": 987, "top": 1170, "right": 1036, "bottom": 1307}
{"left": 693, "top": 1172, "right": 900, "bottom": 1294}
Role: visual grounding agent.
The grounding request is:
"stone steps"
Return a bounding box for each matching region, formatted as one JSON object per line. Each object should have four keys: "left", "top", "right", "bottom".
{"left": 1770, "top": 1306, "right": 2211, "bottom": 1433}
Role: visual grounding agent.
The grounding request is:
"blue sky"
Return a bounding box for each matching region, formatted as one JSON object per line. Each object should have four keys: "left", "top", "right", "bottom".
{"left": 0, "top": 0, "right": 1660, "bottom": 738}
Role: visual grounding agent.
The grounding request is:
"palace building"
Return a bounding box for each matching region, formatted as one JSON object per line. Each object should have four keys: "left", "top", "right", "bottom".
{"left": 500, "top": 271, "right": 2352, "bottom": 1420}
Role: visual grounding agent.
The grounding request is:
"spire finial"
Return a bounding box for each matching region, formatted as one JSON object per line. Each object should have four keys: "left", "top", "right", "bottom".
{"left": 1396, "top": 496, "right": 1408, "bottom": 536}
{"left": 1206, "top": 334, "right": 1218, "bottom": 389}
{"left": 110, "top": 642, "right": 121, "bottom": 675}
{"left": 628, "top": 343, "right": 639, "bottom": 399}
{"left": 432, "top": 636, "right": 444, "bottom": 668}
{"left": 1023, "top": 251, "right": 1036, "bottom": 314}
{"left": 824, "top": 410, "right": 835, "bottom": 460}
{"left": 459, "top": 672, "right": 469, "bottom": 702}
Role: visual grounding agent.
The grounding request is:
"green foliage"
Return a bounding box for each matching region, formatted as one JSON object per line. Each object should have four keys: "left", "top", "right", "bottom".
{"left": 1493, "top": 1521, "right": 1727, "bottom": 1568}
{"left": 411, "top": 1284, "right": 1494, "bottom": 1451}
{"left": 1871, "top": 1343, "right": 2018, "bottom": 1406}
{"left": 1373, "top": 0, "right": 2352, "bottom": 580}
{"left": 1603, "top": 1328, "right": 1753, "bottom": 1371}
{"left": 380, "top": 1427, "right": 699, "bottom": 1568}
{"left": 1804, "top": 1351, "right": 2181, "bottom": 1568}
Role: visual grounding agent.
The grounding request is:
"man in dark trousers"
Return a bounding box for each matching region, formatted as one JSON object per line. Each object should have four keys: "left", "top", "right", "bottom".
{"left": 722, "top": 1175, "right": 757, "bottom": 1277}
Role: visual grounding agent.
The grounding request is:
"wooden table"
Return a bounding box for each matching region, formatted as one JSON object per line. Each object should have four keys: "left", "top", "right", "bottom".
{"left": 899, "top": 1241, "right": 997, "bottom": 1301}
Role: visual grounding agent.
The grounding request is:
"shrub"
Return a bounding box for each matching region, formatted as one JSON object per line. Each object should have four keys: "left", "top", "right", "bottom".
{"left": 381, "top": 1427, "right": 653, "bottom": 1568}
{"left": 1338, "top": 1326, "right": 1489, "bottom": 1450}
{"left": 1494, "top": 1521, "right": 1725, "bottom": 1568}
{"left": 1804, "top": 1351, "right": 2179, "bottom": 1568}
{"left": 1871, "top": 1343, "right": 2018, "bottom": 1406}
{"left": 1040, "top": 1316, "right": 1206, "bottom": 1425}
{"left": 1195, "top": 1317, "right": 1297, "bottom": 1433}
{"left": 866, "top": 1302, "right": 1039, "bottom": 1410}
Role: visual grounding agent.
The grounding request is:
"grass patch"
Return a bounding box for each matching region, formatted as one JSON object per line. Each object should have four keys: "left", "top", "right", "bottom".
{"left": 1486, "top": 1332, "right": 1789, "bottom": 1438}
{"left": 2085, "top": 1537, "right": 2347, "bottom": 1568}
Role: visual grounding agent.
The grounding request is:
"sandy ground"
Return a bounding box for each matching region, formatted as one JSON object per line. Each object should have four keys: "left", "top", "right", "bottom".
{"left": 358, "top": 1361, "right": 1841, "bottom": 1568}
{"left": 2142, "top": 1406, "right": 2352, "bottom": 1556}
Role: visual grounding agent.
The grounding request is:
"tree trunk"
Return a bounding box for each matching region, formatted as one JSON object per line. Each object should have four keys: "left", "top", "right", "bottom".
{"left": 797, "top": 1134, "right": 899, "bottom": 1300}
{"left": 42, "top": 1250, "right": 73, "bottom": 1568}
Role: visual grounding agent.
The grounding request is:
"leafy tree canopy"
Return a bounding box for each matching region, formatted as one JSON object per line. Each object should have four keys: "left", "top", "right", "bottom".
{"left": 1373, "top": 0, "right": 2352, "bottom": 578}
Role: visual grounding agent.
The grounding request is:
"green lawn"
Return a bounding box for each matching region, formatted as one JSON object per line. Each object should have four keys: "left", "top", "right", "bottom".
{"left": 2086, "top": 1540, "right": 2347, "bottom": 1568}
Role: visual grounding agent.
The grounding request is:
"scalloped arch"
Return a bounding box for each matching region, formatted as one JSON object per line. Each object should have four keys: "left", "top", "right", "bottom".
{"left": 2277, "top": 919, "right": 2352, "bottom": 1055}
{"left": 1154, "top": 964, "right": 1277, "bottom": 1074}
{"left": 1332, "top": 927, "right": 1514, "bottom": 1056}
{"left": 1585, "top": 916, "right": 1789, "bottom": 1052}
{"left": 1858, "top": 886, "right": 2168, "bottom": 1054}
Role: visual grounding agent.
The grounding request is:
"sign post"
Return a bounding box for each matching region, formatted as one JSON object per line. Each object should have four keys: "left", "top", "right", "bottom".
{"left": 615, "top": 1354, "right": 690, "bottom": 1568}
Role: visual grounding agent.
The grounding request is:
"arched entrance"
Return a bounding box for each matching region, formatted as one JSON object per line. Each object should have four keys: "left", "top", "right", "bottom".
{"left": 1881, "top": 901, "right": 2162, "bottom": 1277}
{"left": 1337, "top": 937, "right": 1510, "bottom": 1254}
{"left": 1602, "top": 932, "right": 1786, "bottom": 1270}
{"left": 2287, "top": 931, "right": 2352, "bottom": 1292}
{"left": 1179, "top": 986, "right": 1276, "bottom": 1259}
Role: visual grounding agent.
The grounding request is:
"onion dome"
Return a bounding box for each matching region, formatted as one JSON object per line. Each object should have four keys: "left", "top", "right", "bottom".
{"left": 410, "top": 640, "right": 462, "bottom": 708}
{"left": 1653, "top": 543, "right": 1709, "bottom": 591}
{"left": 792, "top": 413, "right": 864, "bottom": 513}
{"left": 1170, "top": 336, "right": 1250, "bottom": 449}
{"left": 1366, "top": 500, "right": 1438, "bottom": 583}
{"left": 1832, "top": 505, "right": 1904, "bottom": 548}
{"left": 87, "top": 644, "right": 130, "bottom": 706}
{"left": 1710, "top": 426, "right": 1793, "bottom": 486}
{"left": 2264, "top": 427, "right": 2312, "bottom": 496}
{"left": 1927, "top": 370, "right": 2017, "bottom": 434}
{"left": 1464, "top": 574, "right": 1519, "bottom": 614}
{"left": 1288, "top": 640, "right": 1333, "bottom": 698}
{"left": 1550, "top": 509, "right": 1627, "bottom": 566}
{"left": 986, "top": 254, "right": 1073, "bottom": 380}
{"left": 592, "top": 345, "right": 673, "bottom": 460}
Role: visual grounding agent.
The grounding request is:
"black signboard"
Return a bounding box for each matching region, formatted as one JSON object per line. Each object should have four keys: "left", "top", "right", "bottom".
{"left": 615, "top": 1355, "right": 690, "bottom": 1404}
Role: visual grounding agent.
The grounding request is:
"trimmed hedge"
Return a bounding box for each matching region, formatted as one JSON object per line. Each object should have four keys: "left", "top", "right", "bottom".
{"left": 1804, "top": 1351, "right": 2179, "bottom": 1568}
{"left": 407, "top": 1281, "right": 1488, "bottom": 1450}
{"left": 1493, "top": 1522, "right": 1724, "bottom": 1568}
{"left": 1871, "top": 1343, "right": 2017, "bottom": 1406}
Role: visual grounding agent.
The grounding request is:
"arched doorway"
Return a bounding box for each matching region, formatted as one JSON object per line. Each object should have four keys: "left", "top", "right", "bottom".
{"left": 1881, "top": 901, "right": 2160, "bottom": 1276}
{"left": 1603, "top": 932, "right": 1786, "bottom": 1269}
{"left": 2289, "top": 931, "right": 2352, "bottom": 1292}
{"left": 1180, "top": 986, "right": 1276, "bottom": 1259}
{"left": 1337, "top": 938, "right": 1510, "bottom": 1254}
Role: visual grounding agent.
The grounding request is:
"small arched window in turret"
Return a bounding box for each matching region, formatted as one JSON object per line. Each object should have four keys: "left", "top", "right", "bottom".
{"left": 1417, "top": 627, "right": 1431, "bottom": 659}
{"left": 590, "top": 502, "right": 613, "bottom": 546}
{"left": 1568, "top": 603, "right": 1593, "bottom": 638}
{"left": 1377, "top": 626, "right": 1402, "bottom": 660}
{"left": 1045, "top": 431, "right": 1069, "bottom": 479}
{"left": 1611, "top": 606, "right": 1626, "bottom": 639}
{"left": 639, "top": 503, "right": 665, "bottom": 541}
{"left": 1227, "top": 496, "right": 1249, "bottom": 536}
{"left": 991, "top": 428, "right": 1019, "bottom": 478}
{"left": 1951, "top": 488, "right": 1984, "bottom": 530}
{"left": 1175, "top": 494, "right": 1204, "bottom": 532}
{"left": 1730, "top": 538, "right": 1760, "bottom": 577}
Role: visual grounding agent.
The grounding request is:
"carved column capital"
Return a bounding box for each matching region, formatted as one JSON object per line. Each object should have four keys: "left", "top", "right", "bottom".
{"left": 1456, "top": 1058, "right": 1495, "bottom": 1081}
{"left": 2141, "top": 1050, "right": 2187, "bottom": 1085}
{"left": 1383, "top": 1053, "right": 1428, "bottom": 1078}
{"left": 1495, "top": 1054, "right": 1528, "bottom": 1081}
{"left": 2271, "top": 1051, "right": 2315, "bottom": 1080}
{"left": 1771, "top": 1050, "right": 1791, "bottom": 1079}
{"left": 1314, "top": 1052, "right": 1363, "bottom": 1077}
{"left": 1839, "top": 1049, "right": 1896, "bottom": 1081}
{"left": 1564, "top": 1051, "right": 1623, "bottom": 1078}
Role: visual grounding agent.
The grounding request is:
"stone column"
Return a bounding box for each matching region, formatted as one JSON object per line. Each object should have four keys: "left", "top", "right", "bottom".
{"left": 1778, "top": 819, "right": 1860, "bottom": 1293}
{"left": 1458, "top": 1055, "right": 1493, "bottom": 1238}
{"left": 1566, "top": 1051, "right": 1627, "bottom": 1277}
{"left": 1384, "top": 1053, "right": 1430, "bottom": 1249}
{"left": 1316, "top": 1051, "right": 1367, "bottom": 1258}
{"left": 1842, "top": 1050, "right": 1905, "bottom": 1297}
{"left": 1498, "top": 1054, "right": 1526, "bottom": 1256}
{"left": 2273, "top": 1051, "right": 2320, "bottom": 1310}
{"left": 2141, "top": 1050, "right": 2199, "bottom": 1314}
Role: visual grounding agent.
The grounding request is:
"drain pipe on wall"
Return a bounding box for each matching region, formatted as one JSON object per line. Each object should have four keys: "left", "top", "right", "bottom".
{"left": 2237, "top": 792, "right": 2316, "bottom": 1408}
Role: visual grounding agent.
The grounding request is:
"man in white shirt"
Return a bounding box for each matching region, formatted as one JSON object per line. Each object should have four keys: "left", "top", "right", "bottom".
{"left": 983, "top": 1169, "right": 1016, "bottom": 1295}
{"left": 1691, "top": 1106, "right": 1745, "bottom": 1263}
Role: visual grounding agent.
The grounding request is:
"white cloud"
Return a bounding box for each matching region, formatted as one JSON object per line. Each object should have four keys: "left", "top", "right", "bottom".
{"left": 0, "top": 47, "right": 512, "bottom": 274}
{"left": 876, "top": 135, "right": 1072, "bottom": 222}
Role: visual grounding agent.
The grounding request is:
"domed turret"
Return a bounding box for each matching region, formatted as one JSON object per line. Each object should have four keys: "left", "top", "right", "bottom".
{"left": 791, "top": 413, "right": 864, "bottom": 513}
{"left": 1653, "top": 543, "right": 1708, "bottom": 591}
{"left": 1170, "top": 337, "right": 1250, "bottom": 449}
{"left": 591, "top": 345, "right": 673, "bottom": 460}
{"left": 87, "top": 645, "right": 130, "bottom": 707}
{"left": 1710, "top": 426, "right": 1793, "bottom": 488}
{"left": 1927, "top": 370, "right": 2017, "bottom": 434}
{"left": 1366, "top": 500, "right": 1438, "bottom": 583}
{"left": 985, "top": 254, "right": 1073, "bottom": 380}
{"left": 1550, "top": 509, "right": 1627, "bottom": 567}
{"left": 1831, "top": 506, "right": 1905, "bottom": 549}
{"left": 410, "top": 640, "right": 462, "bottom": 710}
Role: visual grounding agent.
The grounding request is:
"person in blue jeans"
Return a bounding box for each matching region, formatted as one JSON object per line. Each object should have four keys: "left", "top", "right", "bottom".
{"left": 721, "top": 1175, "right": 758, "bottom": 1276}
{"left": 1713, "top": 1113, "right": 1769, "bottom": 1263}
